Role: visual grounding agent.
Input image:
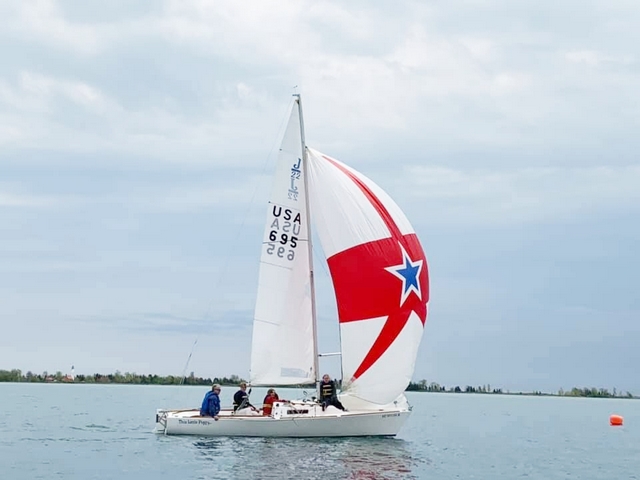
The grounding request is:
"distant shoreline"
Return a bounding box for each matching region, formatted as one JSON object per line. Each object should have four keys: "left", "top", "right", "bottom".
{"left": 406, "top": 382, "right": 637, "bottom": 399}
{"left": 0, "top": 369, "right": 636, "bottom": 399}
{"left": 1, "top": 382, "right": 637, "bottom": 400}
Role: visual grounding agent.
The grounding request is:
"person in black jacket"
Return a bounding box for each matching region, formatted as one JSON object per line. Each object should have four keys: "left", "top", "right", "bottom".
{"left": 319, "top": 374, "right": 346, "bottom": 411}
{"left": 233, "top": 382, "right": 257, "bottom": 412}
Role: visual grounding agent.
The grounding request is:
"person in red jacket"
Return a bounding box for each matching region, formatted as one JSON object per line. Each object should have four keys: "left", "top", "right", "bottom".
{"left": 262, "top": 388, "right": 287, "bottom": 416}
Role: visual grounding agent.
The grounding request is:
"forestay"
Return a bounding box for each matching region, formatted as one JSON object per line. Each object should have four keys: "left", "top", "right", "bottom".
{"left": 306, "top": 148, "right": 430, "bottom": 405}
{"left": 249, "top": 104, "right": 316, "bottom": 386}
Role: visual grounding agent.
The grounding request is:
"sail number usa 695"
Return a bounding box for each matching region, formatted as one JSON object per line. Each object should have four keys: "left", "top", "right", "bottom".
{"left": 266, "top": 205, "right": 302, "bottom": 261}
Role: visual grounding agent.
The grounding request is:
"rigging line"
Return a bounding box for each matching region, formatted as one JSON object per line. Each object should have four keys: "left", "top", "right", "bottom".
{"left": 177, "top": 100, "right": 294, "bottom": 384}
{"left": 178, "top": 338, "right": 198, "bottom": 384}
{"left": 311, "top": 235, "right": 345, "bottom": 384}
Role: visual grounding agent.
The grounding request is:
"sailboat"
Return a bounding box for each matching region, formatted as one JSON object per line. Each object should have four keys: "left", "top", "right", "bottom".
{"left": 155, "top": 95, "right": 430, "bottom": 437}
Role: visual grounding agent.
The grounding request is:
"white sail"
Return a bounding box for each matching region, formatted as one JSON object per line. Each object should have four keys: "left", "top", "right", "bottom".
{"left": 249, "top": 102, "right": 316, "bottom": 386}
{"left": 306, "top": 148, "right": 430, "bottom": 405}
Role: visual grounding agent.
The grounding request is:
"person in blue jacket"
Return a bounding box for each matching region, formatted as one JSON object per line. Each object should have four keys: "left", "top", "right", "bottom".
{"left": 200, "top": 384, "right": 221, "bottom": 420}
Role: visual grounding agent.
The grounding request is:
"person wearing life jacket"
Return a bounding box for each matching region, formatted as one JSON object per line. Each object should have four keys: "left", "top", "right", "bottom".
{"left": 262, "top": 388, "right": 288, "bottom": 416}
{"left": 319, "top": 374, "right": 346, "bottom": 412}
{"left": 200, "top": 384, "right": 221, "bottom": 420}
{"left": 233, "top": 381, "right": 257, "bottom": 413}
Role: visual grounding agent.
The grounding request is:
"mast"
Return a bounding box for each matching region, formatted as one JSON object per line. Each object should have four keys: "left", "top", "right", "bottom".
{"left": 294, "top": 93, "right": 321, "bottom": 398}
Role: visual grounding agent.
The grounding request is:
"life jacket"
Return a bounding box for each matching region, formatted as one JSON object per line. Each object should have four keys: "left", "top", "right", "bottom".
{"left": 200, "top": 391, "right": 220, "bottom": 417}
{"left": 320, "top": 380, "right": 335, "bottom": 400}
{"left": 262, "top": 394, "right": 279, "bottom": 416}
{"left": 233, "top": 390, "right": 250, "bottom": 411}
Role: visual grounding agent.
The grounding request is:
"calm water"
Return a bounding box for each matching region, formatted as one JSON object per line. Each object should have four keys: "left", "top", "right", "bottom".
{"left": 1, "top": 383, "right": 638, "bottom": 479}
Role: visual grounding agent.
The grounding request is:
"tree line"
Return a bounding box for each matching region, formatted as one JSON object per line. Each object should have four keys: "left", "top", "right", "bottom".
{"left": 406, "top": 380, "right": 635, "bottom": 398}
{"left": 406, "top": 380, "right": 504, "bottom": 394}
{"left": 0, "top": 369, "right": 635, "bottom": 398}
{"left": 0, "top": 369, "right": 246, "bottom": 386}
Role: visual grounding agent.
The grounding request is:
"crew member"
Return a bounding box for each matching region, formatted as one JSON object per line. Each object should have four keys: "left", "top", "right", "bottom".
{"left": 233, "top": 382, "right": 257, "bottom": 412}
{"left": 319, "top": 374, "right": 346, "bottom": 411}
{"left": 200, "top": 384, "right": 221, "bottom": 420}
{"left": 262, "top": 388, "right": 287, "bottom": 416}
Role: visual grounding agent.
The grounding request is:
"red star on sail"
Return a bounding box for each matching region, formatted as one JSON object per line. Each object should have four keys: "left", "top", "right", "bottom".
{"left": 323, "top": 157, "right": 429, "bottom": 381}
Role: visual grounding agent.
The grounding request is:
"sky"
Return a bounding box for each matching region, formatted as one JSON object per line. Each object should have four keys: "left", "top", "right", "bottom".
{"left": 1, "top": 0, "right": 639, "bottom": 394}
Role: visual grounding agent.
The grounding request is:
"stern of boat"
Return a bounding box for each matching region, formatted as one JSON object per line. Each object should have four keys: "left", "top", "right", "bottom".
{"left": 155, "top": 409, "right": 168, "bottom": 434}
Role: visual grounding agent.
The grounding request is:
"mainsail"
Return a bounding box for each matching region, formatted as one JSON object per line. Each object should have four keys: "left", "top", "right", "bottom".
{"left": 306, "top": 148, "right": 430, "bottom": 405}
{"left": 249, "top": 103, "right": 316, "bottom": 386}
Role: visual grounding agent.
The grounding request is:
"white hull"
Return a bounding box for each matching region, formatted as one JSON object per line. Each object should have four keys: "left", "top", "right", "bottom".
{"left": 155, "top": 401, "right": 410, "bottom": 438}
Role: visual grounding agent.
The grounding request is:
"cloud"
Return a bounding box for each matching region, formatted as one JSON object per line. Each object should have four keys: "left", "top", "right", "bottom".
{"left": 19, "top": 71, "right": 107, "bottom": 108}
{"left": 394, "top": 164, "right": 640, "bottom": 226}
{"left": 0, "top": 1, "right": 102, "bottom": 55}
{"left": 94, "top": 310, "right": 252, "bottom": 335}
{"left": 565, "top": 50, "right": 635, "bottom": 68}
{"left": 0, "top": 69, "right": 293, "bottom": 168}
{"left": 138, "top": 173, "right": 273, "bottom": 213}
{"left": 0, "top": 191, "right": 60, "bottom": 208}
{"left": 1, "top": 0, "right": 639, "bottom": 171}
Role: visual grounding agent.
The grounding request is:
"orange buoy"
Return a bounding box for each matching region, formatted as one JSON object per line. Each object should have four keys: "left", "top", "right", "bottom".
{"left": 610, "top": 414, "right": 624, "bottom": 426}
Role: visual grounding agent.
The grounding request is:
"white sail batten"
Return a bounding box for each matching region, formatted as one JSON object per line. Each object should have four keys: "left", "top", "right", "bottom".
{"left": 249, "top": 102, "right": 316, "bottom": 386}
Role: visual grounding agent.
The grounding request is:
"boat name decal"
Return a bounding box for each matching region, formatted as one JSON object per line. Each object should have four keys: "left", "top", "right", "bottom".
{"left": 178, "top": 419, "right": 213, "bottom": 425}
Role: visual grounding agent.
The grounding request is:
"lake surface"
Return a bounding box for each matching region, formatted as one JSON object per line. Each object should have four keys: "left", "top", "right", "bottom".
{"left": 1, "top": 383, "right": 638, "bottom": 479}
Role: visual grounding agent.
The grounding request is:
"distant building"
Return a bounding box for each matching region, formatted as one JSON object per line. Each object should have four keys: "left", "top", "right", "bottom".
{"left": 62, "top": 365, "right": 75, "bottom": 383}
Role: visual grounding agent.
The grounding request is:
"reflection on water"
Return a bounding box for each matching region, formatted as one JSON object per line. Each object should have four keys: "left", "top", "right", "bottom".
{"left": 192, "top": 436, "right": 426, "bottom": 479}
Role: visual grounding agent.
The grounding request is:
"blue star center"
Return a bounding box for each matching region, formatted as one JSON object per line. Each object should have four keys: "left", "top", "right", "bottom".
{"left": 385, "top": 244, "right": 423, "bottom": 306}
